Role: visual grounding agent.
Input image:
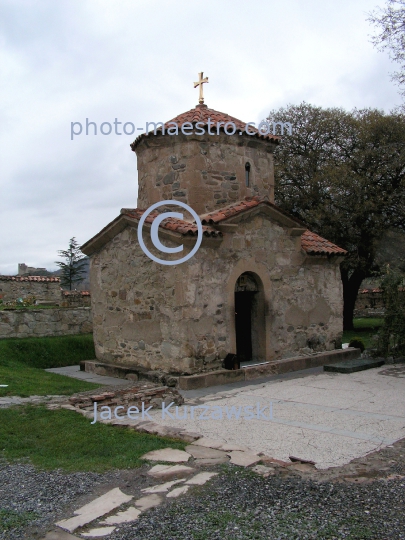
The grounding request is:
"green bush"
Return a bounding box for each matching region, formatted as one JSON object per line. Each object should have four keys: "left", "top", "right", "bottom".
{"left": 348, "top": 337, "right": 365, "bottom": 352}
{"left": 377, "top": 267, "right": 405, "bottom": 358}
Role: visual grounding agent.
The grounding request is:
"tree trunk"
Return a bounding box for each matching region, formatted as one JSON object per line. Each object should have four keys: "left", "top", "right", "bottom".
{"left": 340, "top": 266, "right": 366, "bottom": 331}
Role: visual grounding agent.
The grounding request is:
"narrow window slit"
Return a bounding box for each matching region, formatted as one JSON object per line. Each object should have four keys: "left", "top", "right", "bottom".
{"left": 245, "top": 162, "right": 251, "bottom": 186}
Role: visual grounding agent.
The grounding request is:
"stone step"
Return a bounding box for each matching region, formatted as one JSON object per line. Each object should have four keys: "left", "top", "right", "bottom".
{"left": 178, "top": 348, "right": 362, "bottom": 390}
{"left": 324, "top": 357, "right": 385, "bottom": 374}
{"left": 82, "top": 348, "right": 362, "bottom": 391}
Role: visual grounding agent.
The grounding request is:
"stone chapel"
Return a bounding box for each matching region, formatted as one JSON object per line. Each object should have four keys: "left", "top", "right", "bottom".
{"left": 81, "top": 88, "right": 347, "bottom": 376}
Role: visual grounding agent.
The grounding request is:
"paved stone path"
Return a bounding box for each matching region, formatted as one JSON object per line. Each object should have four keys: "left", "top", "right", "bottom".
{"left": 45, "top": 365, "right": 128, "bottom": 386}
{"left": 48, "top": 446, "right": 226, "bottom": 539}
{"left": 146, "top": 364, "right": 405, "bottom": 469}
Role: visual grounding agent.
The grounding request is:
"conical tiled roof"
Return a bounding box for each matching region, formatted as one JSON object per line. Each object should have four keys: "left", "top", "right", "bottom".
{"left": 131, "top": 104, "right": 280, "bottom": 150}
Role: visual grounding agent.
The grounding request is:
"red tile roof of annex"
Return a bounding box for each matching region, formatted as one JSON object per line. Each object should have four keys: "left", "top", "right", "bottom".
{"left": 0, "top": 276, "right": 60, "bottom": 282}
{"left": 130, "top": 104, "right": 280, "bottom": 150}
{"left": 122, "top": 197, "right": 347, "bottom": 256}
{"left": 122, "top": 208, "right": 222, "bottom": 238}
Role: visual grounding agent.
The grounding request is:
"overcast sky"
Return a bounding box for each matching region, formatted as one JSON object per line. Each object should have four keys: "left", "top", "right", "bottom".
{"left": 0, "top": 0, "right": 401, "bottom": 275}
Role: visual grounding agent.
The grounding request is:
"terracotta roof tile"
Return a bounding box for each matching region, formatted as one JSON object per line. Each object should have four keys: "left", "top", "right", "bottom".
{"left": 0, "top": 276, "right": 61, "bottom": 282}
{"left": 122, "top": 208, "right": 223, "bottom": 238}
{"left": 201, "top": 197, "right": 346, "bottom": 256}
{"left": 84, "top": 197, "right": 346, "bottom": 257}
{"left": 200, "top": 196, "right": 307, "bottom": 228}
{"left": 62, "top": 290, "right": 90, "bottom": 296}
{"left": 130, "top": 104, "right": 280, "bottom": 150}
{"left": 301, "top": 230, "right": 347, "bottom": 256}
{"left": 359, "top": 287, "right": 404, "bottom": 293}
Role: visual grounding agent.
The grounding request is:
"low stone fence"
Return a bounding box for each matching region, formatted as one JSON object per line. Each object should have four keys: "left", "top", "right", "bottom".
{"left": 353, "top": 308, "right": 385, "bottom": 318}
{"left": 0, "top": 307, "right": 93, "bottom": 339}
{"left": 68, "top": 382, "right": 184, "bottom": 414}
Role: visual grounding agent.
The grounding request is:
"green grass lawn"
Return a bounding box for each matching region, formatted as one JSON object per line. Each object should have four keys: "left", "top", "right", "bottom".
{"left": 0, "top": 405, "right": 185, "bottom": 472}
{"left": 342, "top": 317, "right": 383, "bottom": 349}
{"left": 0, "top": 334, "right": 98, "bottom": 397}
{"left": 0, "top": 509, "right": 39, "bottom": 532}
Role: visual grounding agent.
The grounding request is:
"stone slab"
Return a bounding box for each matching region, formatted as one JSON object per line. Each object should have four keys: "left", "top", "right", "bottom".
{"left": 218, "top": 443, "right": 253, "bottom": 452}
{"left": 134, "top": 494, "right": 163, "bottom": 511}
{"left": 191, "top": 437, "right": 225, "bottom": 449}
{"left": 81, "top": 527, "right": 115, "bottom": 537}
{"left": 185, "top": 445, "right": 227, "bottom": 459}
{"left": 175, "top": 431, "right": 202, "bottom": 442}
{"left": 100, "top": 506, "right": 141, "bottom": 524}
{"left": 228, "top": 451, "right": 261, "bottom": 467}
{"left": 148, "top": 464, "right": 195, "bottom": 478}
{"left": 141, "top": 448, "right": 191, "bottom": 462}
{"left": 324, "top": 358, "right": 385, "bottom": 374}
{"left": 194, "top": 457, "right": 230, "bottom": 465}
{"left": 166, "top": 485, "right": 190, "bottom": 498}
{"left": 141, "top": 479, "right": 184, "bottom": 493}
{"left": 55, "top": 488, "right": 132, "bottom": 533}
{"left": 185, "top": 472, "right": 218, "bottom": 485}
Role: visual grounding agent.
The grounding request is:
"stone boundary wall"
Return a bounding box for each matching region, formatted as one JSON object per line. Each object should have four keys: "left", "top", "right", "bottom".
{"left": 60, "top": 291, "right": 91, "bottom": 308}
{"left": 0, "top": 307, "right": 93, "bottom": 339}
{"left": 0, "top": 276, "right": 61, "bottom": 303}
{"left": 353, "top": 308, "right": 385, "bottom": 318}
{"left": 354, "top": 288, "right": 405, "bottom": 317}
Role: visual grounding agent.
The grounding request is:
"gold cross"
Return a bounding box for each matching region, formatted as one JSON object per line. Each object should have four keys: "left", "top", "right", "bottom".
{"left": 194, "top": 72, "right": 209, "bottom": 104}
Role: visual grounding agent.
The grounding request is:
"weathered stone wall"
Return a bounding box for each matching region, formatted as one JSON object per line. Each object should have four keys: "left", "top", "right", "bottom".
{"left": 90, "top": 213, "right": 343, "bottom": 374}
{"left": 136, "top": 133, "right": 276, "bottom": 214}
{"left": 0, "top": 277, "right": 61, "bottom": 303}
{"left": 60, "top": 291, "right": 91, "bottom": 308}
{"left": 0, "top": 307, "right": 93, "bottom": 339}
{"left": 68, "top": 382, "right": 184, "bottom": 413}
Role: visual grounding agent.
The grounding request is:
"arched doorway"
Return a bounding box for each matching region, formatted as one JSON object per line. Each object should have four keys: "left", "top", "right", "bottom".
{"left": 234, "top": 272, "right": 266, "bottom": 365}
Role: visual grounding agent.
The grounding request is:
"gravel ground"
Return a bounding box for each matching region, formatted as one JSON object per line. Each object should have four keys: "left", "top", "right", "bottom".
{"left": 1, "top": 459, "right": 404, "bottom": 540}
{"left": 108, "top": 470, "right": 405, "bottom": 540}
{"left": 0, "top": 460, "right": 115, "bottom": 540}
{"left": 1, "top": 437, "right": 404, "bottom": 539}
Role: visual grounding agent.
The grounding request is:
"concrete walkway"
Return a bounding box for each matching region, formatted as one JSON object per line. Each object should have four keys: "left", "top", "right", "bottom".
{"left": 45, "top": 365, "right": 128, "bottom": 386}
{"left": 146, "top": 364, "right": 405, "bottom": 469}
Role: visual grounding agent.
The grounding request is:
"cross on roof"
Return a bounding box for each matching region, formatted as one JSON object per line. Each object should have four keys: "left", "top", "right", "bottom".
{"left": 194, "top": 72, "right": 208, "bottom": 105}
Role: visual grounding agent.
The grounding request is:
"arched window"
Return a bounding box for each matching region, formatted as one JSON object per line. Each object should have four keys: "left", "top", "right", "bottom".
{"left": 245, "top": 162, "right": 251, "bottom": 186}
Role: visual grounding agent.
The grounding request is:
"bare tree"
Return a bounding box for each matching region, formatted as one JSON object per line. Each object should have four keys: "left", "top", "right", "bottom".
{"left": 368, "top": 0, "right": 405, "bottom": 96}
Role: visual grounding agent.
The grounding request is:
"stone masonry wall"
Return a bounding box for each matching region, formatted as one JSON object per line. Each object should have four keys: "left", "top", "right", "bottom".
{"left": 136, "top": 133, "right": 276, "bottom": 214}
{"left": 0, "top": 278, "right": 61, "bottom": 303}
{"left": 68, "top": 382, "right": 184, "bottom": 414}
{"left": 90, "top": 213, "right": 343, "bottom": 374}
{"left": 0, "top": 307, "right": 93, "bottom": 339}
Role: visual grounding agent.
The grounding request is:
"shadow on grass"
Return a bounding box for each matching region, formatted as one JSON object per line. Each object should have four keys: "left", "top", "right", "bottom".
{"left": 0, "top": 334, "right": 99, "bottom": 397}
